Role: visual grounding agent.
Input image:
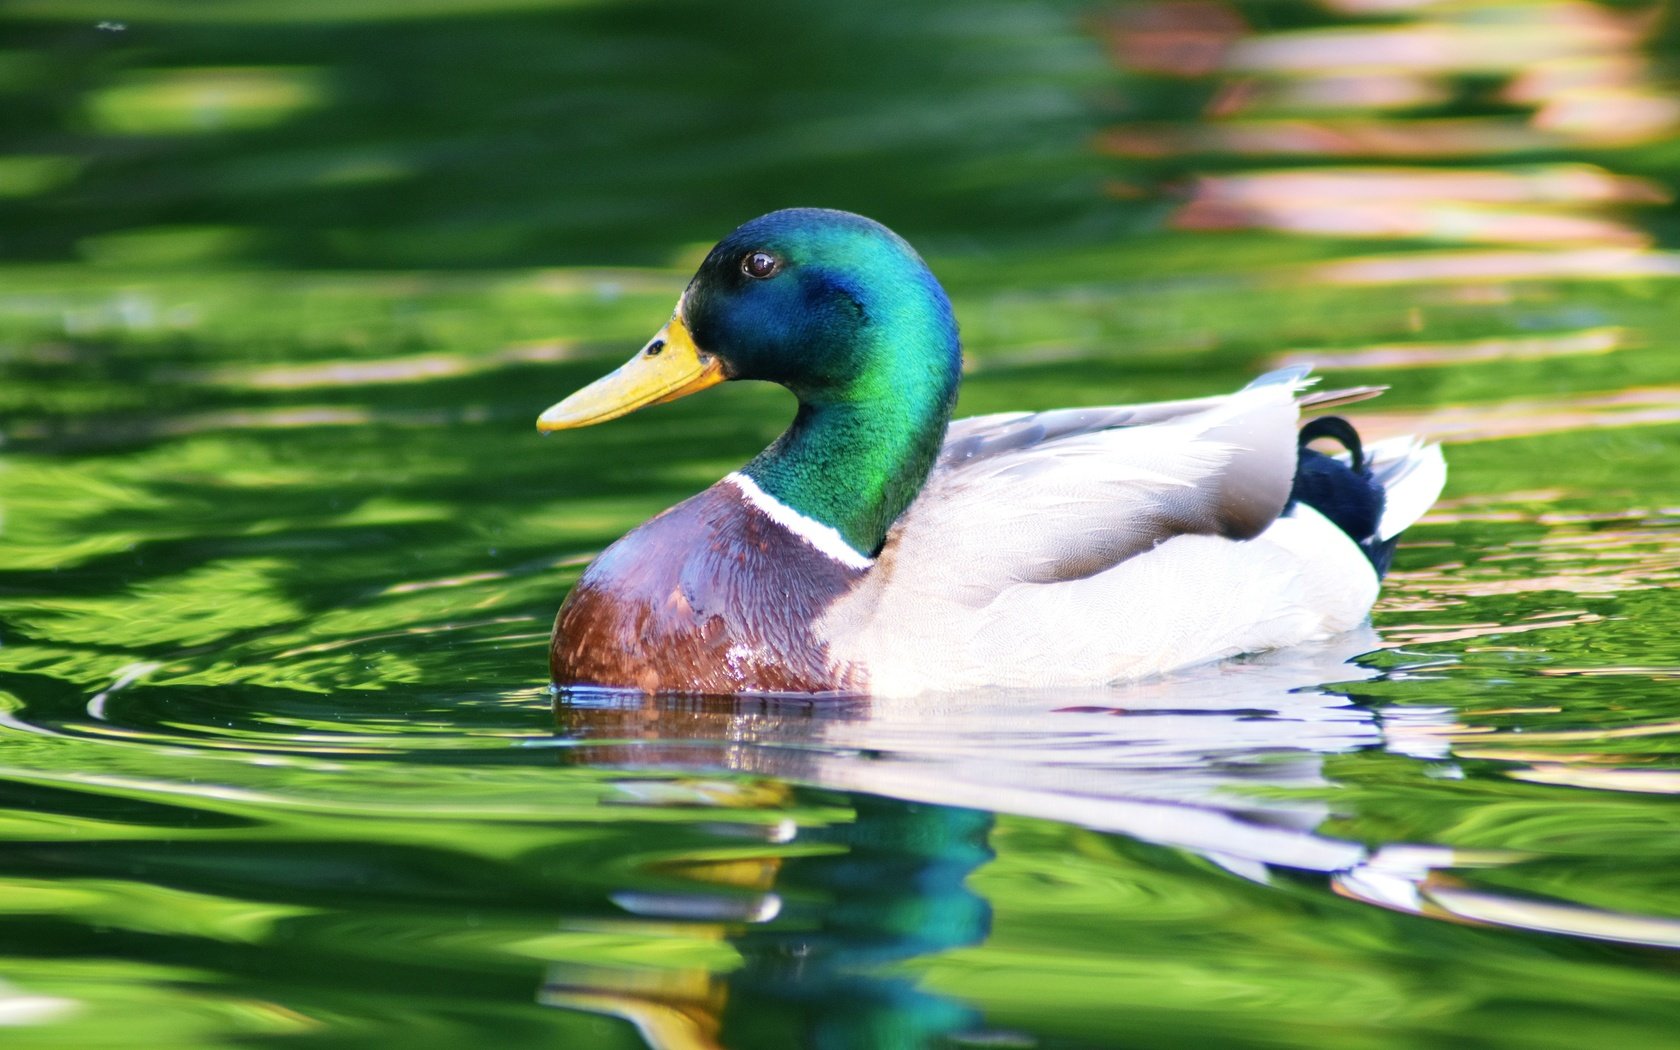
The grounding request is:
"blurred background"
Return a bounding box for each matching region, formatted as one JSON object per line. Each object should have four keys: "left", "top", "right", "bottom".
{"left": 2, "top": 1, "right": 1680, "bottom": 1047}
{"left": 5, "top": 0, "right": 1679, "bottom": 268}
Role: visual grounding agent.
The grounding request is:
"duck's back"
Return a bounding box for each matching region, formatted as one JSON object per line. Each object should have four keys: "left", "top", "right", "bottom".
{"left": 552, "top": 480, "right": 865, "bottom": 694}
{"left": 817, "top": 372, "right": 1445, "bottom": 696}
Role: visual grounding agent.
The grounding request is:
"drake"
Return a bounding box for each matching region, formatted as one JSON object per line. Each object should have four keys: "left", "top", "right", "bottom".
{"left": 537, "top": 208, "right": 1445, "bottom": 697}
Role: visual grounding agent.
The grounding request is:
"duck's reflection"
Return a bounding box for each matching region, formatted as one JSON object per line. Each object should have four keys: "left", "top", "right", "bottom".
{"left": 540, "top": 753, "right": 992, "bottom": 1048}
{"left": 539, "top": 632, "right": 1472, "bottom": 1047}
{"left": 540, "top": 632, "right": 1680, "bottom": 1046}
{"left": 556, "top": 630, "right": 1404, "bottom": 876}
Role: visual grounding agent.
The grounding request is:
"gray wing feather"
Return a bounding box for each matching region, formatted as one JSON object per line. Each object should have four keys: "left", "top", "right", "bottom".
{"left": 941, "top": 396, "right": 1222, "bottom": 467}
{"left": 875, "top": 376, "right": 1312, "bottom": 606}
{"left": 940, "top": 373, "right": 1379, "bottom": 470}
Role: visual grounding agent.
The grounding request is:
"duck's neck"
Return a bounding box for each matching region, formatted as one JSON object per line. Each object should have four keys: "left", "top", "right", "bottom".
{"left": 741, "top": 371, "right": 957, "bottom": 562}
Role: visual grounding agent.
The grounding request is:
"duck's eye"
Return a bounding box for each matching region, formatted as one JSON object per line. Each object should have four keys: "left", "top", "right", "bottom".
{"left": 741, "top": 250, "right": 781, "bottom": 280}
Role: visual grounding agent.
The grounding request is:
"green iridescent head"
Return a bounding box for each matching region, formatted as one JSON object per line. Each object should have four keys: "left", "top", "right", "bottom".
{"left": 539, "top": 208, "right": 963, "bottom": 557}
{"left": 682, "top": 208, "right": 961, "bottom": 402}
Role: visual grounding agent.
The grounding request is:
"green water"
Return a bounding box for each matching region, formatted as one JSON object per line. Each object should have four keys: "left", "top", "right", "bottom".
{"left": 3, "top": 1, "right": 1680, "bottom": 1046}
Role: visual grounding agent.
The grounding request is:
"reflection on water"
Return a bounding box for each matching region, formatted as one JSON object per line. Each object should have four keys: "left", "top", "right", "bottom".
{"left": 542, "top": 795, "right": 991, "bottom": 1049}
{"left": 2, "top": 0, "right": 1680, "bottom": 1045}
{"left": 558, "top": 636, "right": 1395, "bottom": 869}
{"left": 544, "top": 623, "right": 1680, "bottom": 1043}
{"left": 553, "top": 625, "right": 1679, "bottom": 940}
{"left": 1179, "top": 166, "right": 1667, "bottom": 246}
{"left": 1100, "top": 0, "right": 1676, "bottom": 250}
{"left": 1269, "top": 325, "right": 1632, "bottom": 371}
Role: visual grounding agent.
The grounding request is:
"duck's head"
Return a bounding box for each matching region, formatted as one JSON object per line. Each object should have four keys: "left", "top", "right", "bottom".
{"left": 537, "top": 208, "right": 960, "bottom": 430}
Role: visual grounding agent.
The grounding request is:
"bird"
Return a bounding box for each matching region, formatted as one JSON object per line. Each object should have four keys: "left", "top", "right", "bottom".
{"left": 536, "top": 208, "right": 1445, "bottom": 698}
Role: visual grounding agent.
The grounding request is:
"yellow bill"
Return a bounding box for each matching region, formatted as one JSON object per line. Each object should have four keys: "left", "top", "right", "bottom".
{"left": 537, "top": 313, "right": 725, "bottom": 432}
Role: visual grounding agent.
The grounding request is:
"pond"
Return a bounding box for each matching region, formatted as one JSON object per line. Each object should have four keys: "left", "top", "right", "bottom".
{"left": 2, "top": 1, "right": 1678, "bottom": 1046}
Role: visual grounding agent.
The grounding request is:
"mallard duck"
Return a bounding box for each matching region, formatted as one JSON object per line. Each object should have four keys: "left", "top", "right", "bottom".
{"left": 538, "top": 208, "right": 1445, "bottom": 697}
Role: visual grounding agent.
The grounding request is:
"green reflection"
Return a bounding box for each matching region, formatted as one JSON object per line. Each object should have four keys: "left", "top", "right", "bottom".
{"left": 0, "top": 0, "right": 1679, "bottom": 1046}
{"left": 0, "top": 155, "right": 79, "bottom": 199}
{"left": 82, "top": 67, "right": 331, "bottom": 136}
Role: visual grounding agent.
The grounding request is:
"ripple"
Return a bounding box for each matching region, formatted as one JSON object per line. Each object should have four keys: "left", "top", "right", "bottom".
{"left": 1, "top": 669, "right": 555, "bottom": 758}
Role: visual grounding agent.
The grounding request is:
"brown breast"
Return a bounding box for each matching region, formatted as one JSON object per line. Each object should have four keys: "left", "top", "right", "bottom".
{"left": 551, "top": 481, "right": 867, "bottom": 694}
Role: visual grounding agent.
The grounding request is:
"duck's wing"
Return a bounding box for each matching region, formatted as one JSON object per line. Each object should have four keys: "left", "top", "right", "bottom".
{"left": 874, "top": 369, "right": 1320, "bottom": 607}
{"left": 939, "top": 373, "right": 1384, "bottom": 468}
{"left": 817, "top": 369, "right": 1405, "bottom": 694}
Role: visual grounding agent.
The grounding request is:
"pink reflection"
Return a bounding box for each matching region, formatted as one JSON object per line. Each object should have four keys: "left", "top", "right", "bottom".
{"left": 1352, "top": 385, "right": 1680, "bottom": 445}
{"left": 1506, "top": 53, "right": 1648, "bottom": 105}
{"left": 1092, "top": 0, "right": 1246, "bottom": 77}
{"left": 1190, "top": 166, "right": 1665, "bottom": 205}
{"left": 1306, "top": 247, "right": 1680, "bottom": 284}
{"left": 1532, "top": 89, "right": 1680, "bottom": 142}
{"left": 1324, "top": 0, "right": 1458, "bottom": 12}
{"left": 1269, "top": 327, "right": 1628, "bottom": 371}
{"left": 1176, "top": 198, "right": 1649, "bottom": 245}
{"left": 1227, "top": 3, "right": 1646, "bottom": 75}
{"left": 1098, "top": 0, "right": 1677, "bottom": 248}
{"left": 1099, "top": 115, "right": 1650, "bottom": 159}
{"left": 1221, "top": 71, "right": 1449, "bottom": 113}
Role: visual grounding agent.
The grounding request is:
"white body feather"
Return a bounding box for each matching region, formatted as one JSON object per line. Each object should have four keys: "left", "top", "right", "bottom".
{"left": 817, "top": 372, "right": 1445, "bottom": 697}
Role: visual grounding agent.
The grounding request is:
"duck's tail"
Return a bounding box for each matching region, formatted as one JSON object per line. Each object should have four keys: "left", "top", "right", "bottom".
{"left": 1288, "top": 422, "right": 1446, "bottom": 577}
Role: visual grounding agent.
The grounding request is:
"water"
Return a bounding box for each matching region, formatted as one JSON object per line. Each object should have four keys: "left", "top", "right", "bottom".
{"left": 3, "top": 1, "right": 1679, "bottom": 1046}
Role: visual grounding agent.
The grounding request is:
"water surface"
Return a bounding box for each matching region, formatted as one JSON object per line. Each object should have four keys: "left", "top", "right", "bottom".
{"left": 2, "top": 1, "right": 1679, "bottom": 1046}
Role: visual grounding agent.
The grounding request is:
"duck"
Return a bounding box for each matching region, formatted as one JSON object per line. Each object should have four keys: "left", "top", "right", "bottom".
{"left": 537, "top": 208, "right": 1446, "bottom": 698}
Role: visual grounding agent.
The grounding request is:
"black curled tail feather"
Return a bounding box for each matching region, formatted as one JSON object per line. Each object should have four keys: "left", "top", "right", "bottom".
{"left": 1297, "top": 416, "right": 1364, "bottom": 472}
{"left": 1287, "top": 415, "right": 1397, "bottom": 575}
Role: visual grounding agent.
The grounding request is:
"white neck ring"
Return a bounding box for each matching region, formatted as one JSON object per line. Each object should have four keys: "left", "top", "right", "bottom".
{"left": 726, "top": 473, "right": 875, "bottom": 571}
